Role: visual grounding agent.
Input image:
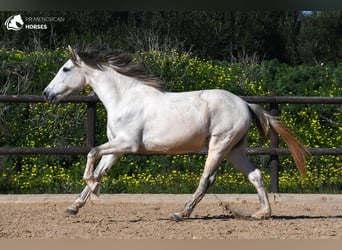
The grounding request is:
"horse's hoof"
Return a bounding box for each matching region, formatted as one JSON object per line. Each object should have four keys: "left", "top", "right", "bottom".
{"left": 170, "top": 212, "right": 184, "bottom": 222}
{"left": 64, "top": 207, "right": 79, "bottom": 216}
{"left": 251, "top": 210, "right": 271, "bottom": 220}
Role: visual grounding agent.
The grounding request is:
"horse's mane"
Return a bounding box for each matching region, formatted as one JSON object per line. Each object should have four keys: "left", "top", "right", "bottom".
{"left": 77, "top": 50, "right": 163, "bottom": 91}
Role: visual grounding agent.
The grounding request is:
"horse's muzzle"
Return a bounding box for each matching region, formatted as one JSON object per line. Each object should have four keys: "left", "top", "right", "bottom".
{"left": 42, "top": 89, "right": 58, "bottom": 103}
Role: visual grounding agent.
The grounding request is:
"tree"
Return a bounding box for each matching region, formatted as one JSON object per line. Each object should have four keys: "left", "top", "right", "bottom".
{"left": 298, "top": 11, "right": 342, "bottom": 64}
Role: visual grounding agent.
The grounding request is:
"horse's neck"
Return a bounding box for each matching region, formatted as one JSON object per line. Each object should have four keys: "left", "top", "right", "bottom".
{"left": 88, "top": 70, "right": 142, "bottom": 110}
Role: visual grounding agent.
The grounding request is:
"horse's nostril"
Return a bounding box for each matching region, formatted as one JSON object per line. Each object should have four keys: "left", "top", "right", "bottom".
{"left": 42, "top": 90, "right": 50, "bottom": 101}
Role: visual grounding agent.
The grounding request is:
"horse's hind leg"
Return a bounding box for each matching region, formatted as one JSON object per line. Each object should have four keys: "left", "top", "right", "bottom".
{"left": 227, "top": 145, "right": 271, "bottom": 219}
{"left": 172, "top": 150, "right": 222, "bottom": 221}
{"left": 65, "top": 154, "right": 116, "bottom": 215}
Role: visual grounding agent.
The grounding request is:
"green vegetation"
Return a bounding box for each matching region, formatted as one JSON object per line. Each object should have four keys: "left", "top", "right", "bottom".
{"left": 1, "top": 11, "right": 342, "bottom": 65}
{"left": 0, "top": 48, "right": 341, "bottom": 194}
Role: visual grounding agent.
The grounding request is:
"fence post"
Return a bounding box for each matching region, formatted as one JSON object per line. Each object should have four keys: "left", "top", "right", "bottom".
{"left": 269, "top": 92, "right": 279, "bottom": 193}
{"left": 86, "top": 99, "right": 96, "bottom": 148}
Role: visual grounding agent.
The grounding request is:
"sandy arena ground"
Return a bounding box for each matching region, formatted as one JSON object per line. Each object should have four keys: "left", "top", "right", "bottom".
{"left": 0, "top": 194, "right": 341, "bottom": 239}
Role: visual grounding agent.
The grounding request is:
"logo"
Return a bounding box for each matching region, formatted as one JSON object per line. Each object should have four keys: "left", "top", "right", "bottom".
{"left": 4, "top": 14, "right": 24, "bottom": 31}
{"left": 4, "top": 13, "right": 65, "bottom": 31}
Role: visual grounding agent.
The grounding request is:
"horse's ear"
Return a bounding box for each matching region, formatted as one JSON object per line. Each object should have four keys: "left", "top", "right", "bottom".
{"left": 68, "top": 45, "right": 81, "bottom": 67}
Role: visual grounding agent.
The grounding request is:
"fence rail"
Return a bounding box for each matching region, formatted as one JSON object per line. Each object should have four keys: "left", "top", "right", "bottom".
{"left": 2, "top": 94, "right": 342, "bottom": 104}
{"left": 0, "top": 146, "right": 341, "bottom": 156}
{"left": 1, "top": 94, "right": 341, "bottom": 193}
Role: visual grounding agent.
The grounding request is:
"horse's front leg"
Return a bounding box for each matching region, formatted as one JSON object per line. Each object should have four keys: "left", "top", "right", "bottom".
{"left": 83, "top": 147, "right": 101, "bottom": 194}
{"left": 65, "top": 138, "right": 139, "bottom": 215}
{"left": 65, "top": 154, "right": 116, "bottom": 215}
{"left": 83, "top": 141, "right": 118, "bottom": 193}
{"left": 83, "top": 138, "right": 135, "bottom": 194}
{"left": 65, "top": 185, "right": 91, "bottom": 215}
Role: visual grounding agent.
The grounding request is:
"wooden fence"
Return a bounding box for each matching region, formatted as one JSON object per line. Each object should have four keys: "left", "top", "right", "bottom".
{"left": 0, "top": 94, "right": 341, "bottom": 192}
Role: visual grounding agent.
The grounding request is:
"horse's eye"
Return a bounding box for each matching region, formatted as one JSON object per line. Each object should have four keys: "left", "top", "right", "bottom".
{"left": 63, "top": 67, "right": 71, "bottom": 72}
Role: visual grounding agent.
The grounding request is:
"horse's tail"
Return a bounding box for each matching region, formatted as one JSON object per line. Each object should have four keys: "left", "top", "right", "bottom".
{"left": 248, "top": 103, "right": 309, "bottom": 177}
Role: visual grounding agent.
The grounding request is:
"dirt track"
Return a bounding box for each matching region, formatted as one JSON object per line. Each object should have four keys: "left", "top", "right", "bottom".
{"left": 0, "top": 194, "right": 341, "bottom": 239}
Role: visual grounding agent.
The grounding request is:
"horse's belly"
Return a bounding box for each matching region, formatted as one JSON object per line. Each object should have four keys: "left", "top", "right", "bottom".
{"left": 141, "top": 116, "right": 209, "bottom": 154}
{"left": 141, "top": 131, "right": 208, "bottom": 154}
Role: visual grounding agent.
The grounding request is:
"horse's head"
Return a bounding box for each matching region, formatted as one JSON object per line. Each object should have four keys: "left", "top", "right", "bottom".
{"left": 43, "top": 46, "right": 87, "bottom": 103}
{"left": 5, "top": 14, "right": 24, "bottom": 31}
